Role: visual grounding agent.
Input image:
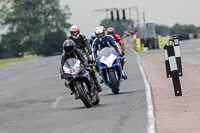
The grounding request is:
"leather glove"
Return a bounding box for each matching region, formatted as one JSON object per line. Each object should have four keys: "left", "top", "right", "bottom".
{"left": 118, "top": 53, "right": 123, "bottom": 57}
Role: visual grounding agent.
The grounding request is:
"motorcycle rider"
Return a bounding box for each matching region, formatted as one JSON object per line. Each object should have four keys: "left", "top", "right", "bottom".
{"left": 92, "top": 26, "right": 128, "bottom": 83}
{"left": 106, "top": 27, "right": 125, "bottom": 55}
{"left": 60, "top": 39, "right": 102, "bottom": 99}
{"left": 89, "top": 32, "right": 96, "bottom": 45}
{"left": 68, "top": 25, "right": 92, "bottom": 54}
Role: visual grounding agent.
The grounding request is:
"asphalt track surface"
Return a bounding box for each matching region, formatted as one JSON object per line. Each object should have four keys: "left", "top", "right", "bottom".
{"left": 0, "top": 48, "right": 149, "bottom": 133}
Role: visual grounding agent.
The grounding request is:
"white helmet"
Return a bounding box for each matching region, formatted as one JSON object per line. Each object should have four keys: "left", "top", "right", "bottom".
{"left": 91, "top": 32, "right": 96, "bottom": 40}
{"left": 94, "top": 26, "right": 105, "bottom": 41}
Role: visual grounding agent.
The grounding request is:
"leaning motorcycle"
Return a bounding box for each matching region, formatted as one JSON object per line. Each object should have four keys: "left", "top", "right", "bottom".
{"left": 97, "top": 47, "right": 122, "bottom": 94}
{"left": 63, "top": 58, "right": 100, "bottom": 108}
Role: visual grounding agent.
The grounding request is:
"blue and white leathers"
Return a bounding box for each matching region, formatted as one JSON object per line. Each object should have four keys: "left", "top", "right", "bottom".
{"left": 92, "top": 35, "right": 121, "bottom": 59}
{"left": 97, "top": 47, "right": 122, "bottom": 94}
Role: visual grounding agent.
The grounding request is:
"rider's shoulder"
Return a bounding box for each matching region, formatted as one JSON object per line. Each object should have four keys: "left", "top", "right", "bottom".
{"left": 105, "top": 35, "right": 114, "bottom": 40}
{"left": 114, "top": 34, "right": 121, "bottom": 39}
{"left": 79, "top": 34, "right": 86, "bottom": 39}
{"left": 75, "top": 49, "right": 82, "bottom": 53}
{"left": 93, "top": 38, "right": 100, "bottom": 44}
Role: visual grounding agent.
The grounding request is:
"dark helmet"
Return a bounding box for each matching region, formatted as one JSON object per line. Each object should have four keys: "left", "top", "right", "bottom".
{"left": 63, "top": 39, "right": 76, "bottom": 53}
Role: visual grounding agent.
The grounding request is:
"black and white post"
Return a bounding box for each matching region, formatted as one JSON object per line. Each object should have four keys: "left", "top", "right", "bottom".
{"left": 167, "top": 44, "right": 182, "bottom": 96}
{"left": 164, "top": 45, "right": 171, "bottom": 78}
{"left": 173, "top": 35, "right": 183, "bottom": 76}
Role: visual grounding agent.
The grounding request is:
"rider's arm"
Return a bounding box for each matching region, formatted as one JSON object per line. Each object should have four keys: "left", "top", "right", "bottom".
{"left": 60, "top": 54, "right": 67, "bottom": 77}
{"left": 108, "top": 36, "right": 122, "bottom": 56}
{"left": 92, "top": 40, "right": 98, "bottom": 59}
{"left": 115, "top": 34, "right": 125, "bottom": 51}
{"left": 75, "top": 49, "right": 88, "bottom": 67}
{"left": 61, "top": 54, "right": 67, "bottom": 67}
{"left": 82, "top": 35, "right": 92, "bottom": 53}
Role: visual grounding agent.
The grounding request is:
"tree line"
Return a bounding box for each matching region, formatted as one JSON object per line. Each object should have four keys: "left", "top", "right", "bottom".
{"left": 100, "top": 19, "right": 134, "bottom": 37}
{"left": 155, "top": 23, "right": 200, "bottom": 36}
{"left": 0, "top": 0, "right": 71, "bottom": 59}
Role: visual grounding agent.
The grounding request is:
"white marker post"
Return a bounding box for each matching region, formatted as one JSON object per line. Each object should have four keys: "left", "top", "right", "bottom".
{"left": 167, "top": 44, "right": 182, "bottom": 96}
{"left": 173, "top": 35, "right": 183, "bottom": 76}
{"left": 164, "top": 44, "right": 171, "bottom": 78}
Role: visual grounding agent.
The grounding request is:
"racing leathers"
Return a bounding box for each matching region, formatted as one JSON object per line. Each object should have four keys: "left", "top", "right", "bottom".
{"left": 92, "top": 35, "right": 127, "bottom": 80}
{"left": 60, "top": 49, "right": 102, "bottom": 95}
{"left": 113, "top": 34, "right": 125, "bottom": 55}
{"left": 68, "top": 34, "right": 92, "bottom": 54}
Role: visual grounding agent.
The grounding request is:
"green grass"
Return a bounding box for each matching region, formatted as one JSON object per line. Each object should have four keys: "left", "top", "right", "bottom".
{"left": 0, "top": 56, "right": 43, "bottom": 65}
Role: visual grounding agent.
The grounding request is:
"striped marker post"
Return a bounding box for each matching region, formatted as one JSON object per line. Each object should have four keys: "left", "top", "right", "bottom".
{"left": 173, "top": 36, "right": 183, "bottom": 76}
{"left": 164, "top": 45, "right": 171, "bottom": 78}
{"left": 167, "top": 45, "right": 182, "bottom": 96}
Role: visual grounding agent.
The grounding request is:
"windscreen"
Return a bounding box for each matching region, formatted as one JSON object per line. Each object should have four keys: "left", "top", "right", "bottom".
{"left": 64, "top": 58, "right": 78, "bottom": 69}
{"left": 98, "top": 47, "right": 113, "bottom": 58}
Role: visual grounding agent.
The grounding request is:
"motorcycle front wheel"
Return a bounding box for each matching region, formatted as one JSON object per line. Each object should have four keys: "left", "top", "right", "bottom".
{"left": 76, "top": 82, "right": 92, "bottom": 108}
{"left": 109, "top": 71, "right": 119, "bottom": 94}
{"left": 92, "top": 93, "right": 100, "bottom": 105}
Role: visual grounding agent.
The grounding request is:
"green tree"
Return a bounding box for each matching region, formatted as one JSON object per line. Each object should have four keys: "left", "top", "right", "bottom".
{"left": 100, "top": 19, "right": 134, "bottom": 37}
{"left": 155, "top": 24, "right": 171, "bottom": 36}
{"left": 0, "top": 0, "right": 71, "bottom": 58}
{"left": 170, "top": 24, "right": 196, "bottom": 35}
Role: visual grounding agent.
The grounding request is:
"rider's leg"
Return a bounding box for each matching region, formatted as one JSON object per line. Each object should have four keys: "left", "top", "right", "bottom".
{"left": 120, "top": 57, "right": 128, "bottom": 79}
{"left": 93, "top": 63, "right": 104, "bottom": 84}
{"left": 88, "top": 68, "right": 102, "bottom": 92}
{"left": 65, "top": 82, "right": 79, "bottom": 99}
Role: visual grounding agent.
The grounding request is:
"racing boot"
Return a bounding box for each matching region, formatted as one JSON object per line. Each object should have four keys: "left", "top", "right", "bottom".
{"left": 99, "top": 75, "right": 104, "bottom": 84}
{"left": 122, "top": 70, "right": 128, "bottom": 80}
{"left": 65, "top": 82, "right": 79, "bottom": 99}
{"left": 88, "top": 68, "right": 102, "bottom": 92}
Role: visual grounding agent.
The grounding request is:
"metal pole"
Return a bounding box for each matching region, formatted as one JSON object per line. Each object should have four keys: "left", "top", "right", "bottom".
{"left": 129, "top": 8, "right": 131, "bottom": 20}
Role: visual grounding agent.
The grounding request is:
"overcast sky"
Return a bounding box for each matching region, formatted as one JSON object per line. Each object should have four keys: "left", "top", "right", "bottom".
{"left": 60, "top": 0, "right": 200, "bottom": 37}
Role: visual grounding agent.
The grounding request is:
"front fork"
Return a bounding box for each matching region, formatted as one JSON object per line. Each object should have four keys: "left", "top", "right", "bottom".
{"left": 106, "top": 67, "right": 119, "bottom": 82}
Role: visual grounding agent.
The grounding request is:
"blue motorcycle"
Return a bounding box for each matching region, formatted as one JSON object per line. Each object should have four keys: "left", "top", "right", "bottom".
{"left": 97, "top": 47, "right": 122, "bottom": 94}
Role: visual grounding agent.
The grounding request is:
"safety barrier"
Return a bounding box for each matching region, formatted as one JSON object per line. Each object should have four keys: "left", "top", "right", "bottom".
{"left": 133, "top": 38, "right": 143, "bottom": 52}
{"left": 163, "top": 36, "right": 183, "bottom": 96}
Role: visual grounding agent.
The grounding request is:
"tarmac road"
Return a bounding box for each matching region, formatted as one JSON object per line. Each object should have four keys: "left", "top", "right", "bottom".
{"left": 0, "top": 48, "right": 149, "bottom": 133}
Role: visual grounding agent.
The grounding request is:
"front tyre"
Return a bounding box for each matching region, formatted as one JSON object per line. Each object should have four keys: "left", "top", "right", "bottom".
{"left": 109, "top": 71, "right": 119, "bottom": 94}
{"left": 92, "top": 93, "right": 100, "bottom": 105}
{"left": 76, "top": 82, "right": 92, "bottom": 108}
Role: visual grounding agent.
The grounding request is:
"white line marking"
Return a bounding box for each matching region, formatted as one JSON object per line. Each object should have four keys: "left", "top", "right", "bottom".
{"left": 130, "top": 48, "right": 156, "bottom": 133}
{"left": 51, "top": 96, "right": 63, "bottom": 108}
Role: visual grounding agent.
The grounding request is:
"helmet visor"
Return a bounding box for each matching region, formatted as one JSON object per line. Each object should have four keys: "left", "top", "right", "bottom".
{"left": 97, "top": 33, "right": 103, "bottom": 38}
{"left": 64, "top": 46, "right": 74, "bottom": 52}
{"left": 71, "top": 31, "right": 79, "bottom": 36}
{"left": 107, "top": 32, "right": 114, "bottom": 36}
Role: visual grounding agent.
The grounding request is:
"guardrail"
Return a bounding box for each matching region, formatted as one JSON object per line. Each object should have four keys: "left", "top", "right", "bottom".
{"left": 132, "top": 33, "right": 200, "bottom": 52}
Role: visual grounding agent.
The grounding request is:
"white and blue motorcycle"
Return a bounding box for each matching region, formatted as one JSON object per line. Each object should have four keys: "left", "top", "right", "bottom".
{"left": 97, "top": 47, "right": 123, "bottom": 94}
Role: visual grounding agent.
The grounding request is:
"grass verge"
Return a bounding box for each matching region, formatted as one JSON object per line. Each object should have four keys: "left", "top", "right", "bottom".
{"left": 0, "top": 56, "right": 43, "bottom": 66}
